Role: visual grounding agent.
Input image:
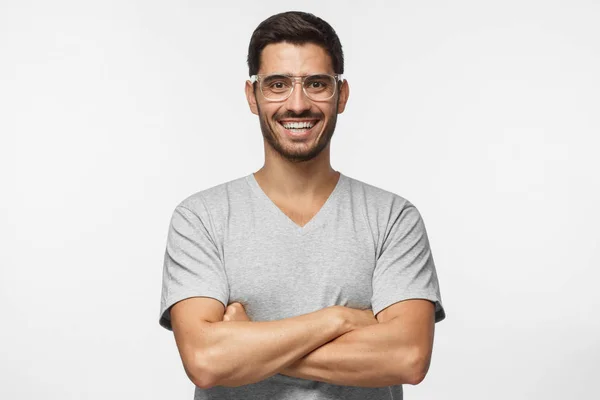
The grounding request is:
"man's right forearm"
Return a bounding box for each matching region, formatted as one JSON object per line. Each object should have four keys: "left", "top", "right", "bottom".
{"left": 196, "top": 306, "right": 347, "bottom": 388}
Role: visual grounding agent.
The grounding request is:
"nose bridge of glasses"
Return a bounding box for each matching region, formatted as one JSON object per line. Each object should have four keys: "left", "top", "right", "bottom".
{"left": 290, "top": 76, "right": 305, "bottom": 88}
{"left": 284, "top": 76, "right": 309, "bottom": 102}
{"left": 287, "top": 81, "right": 309, "bottom": 107}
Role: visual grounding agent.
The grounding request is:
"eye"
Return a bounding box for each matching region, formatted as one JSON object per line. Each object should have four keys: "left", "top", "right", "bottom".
{"left": 270, "top": 81, "right": 288, "bottom": 89}
{"left": 304, "top": 76, "right": 333, "bottom": 92}
{"left": 262, "top": 76, "right": 292, "bottom": 93}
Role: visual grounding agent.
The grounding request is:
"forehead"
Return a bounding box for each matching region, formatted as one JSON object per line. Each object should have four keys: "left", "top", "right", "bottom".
{"left": 258, "top": 42, "right": 334, "bottom": 75}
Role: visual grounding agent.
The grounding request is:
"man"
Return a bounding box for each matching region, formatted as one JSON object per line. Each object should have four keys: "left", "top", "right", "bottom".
{"left": 159, "top": 11, "right": 445, "bottom": 400}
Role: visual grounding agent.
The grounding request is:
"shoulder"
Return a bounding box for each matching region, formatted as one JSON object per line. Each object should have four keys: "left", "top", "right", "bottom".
{"left": 176, "top": 174, "right": 251, "bottom": 215}
{"left": 344, "top": 173, "right": 414, "bottom": 215}
{"left": 166, "top": 175, "right": 252, "bottom": 240}
{"left": 343, "top": 174, "right": 427, "bottom": 247}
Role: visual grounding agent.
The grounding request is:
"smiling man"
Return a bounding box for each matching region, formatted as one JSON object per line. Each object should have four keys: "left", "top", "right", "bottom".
{"left": 159, "top": 11, "right": 446, "bottom": 400}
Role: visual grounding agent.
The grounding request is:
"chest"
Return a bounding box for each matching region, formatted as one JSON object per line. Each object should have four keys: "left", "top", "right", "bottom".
{"left": 223, "top": 224, "right": 377, "bottom": 321}
{"left": 271, "top": 198, "right": 327, "bottom": 228}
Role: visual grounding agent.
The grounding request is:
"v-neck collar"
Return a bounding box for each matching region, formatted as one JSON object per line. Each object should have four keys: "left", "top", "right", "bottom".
{"left": 246, "top": 171, "right": 346, "bottom": 236}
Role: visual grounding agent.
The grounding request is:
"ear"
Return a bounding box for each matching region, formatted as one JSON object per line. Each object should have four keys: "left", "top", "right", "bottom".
{"left": 336, "top": 79, "right": 350, "bottom": 114}
{"left": 245, "top": 80, "right": 259, "bottom": 115}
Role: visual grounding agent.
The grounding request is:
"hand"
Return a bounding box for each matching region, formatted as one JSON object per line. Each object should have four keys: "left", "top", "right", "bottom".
{"left": 223, "top": 302, "right": 251, "bottom": 322}
{"left": 336, "top": 306, "right": 378, "bottom": 332}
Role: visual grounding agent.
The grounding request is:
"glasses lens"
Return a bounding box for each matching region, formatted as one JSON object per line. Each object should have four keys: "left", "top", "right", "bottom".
{"left": 304, "top": 75, "right": 336, "bottom": 100}
{"left": 261, "top": 75, "right": 293, "bottom": 101}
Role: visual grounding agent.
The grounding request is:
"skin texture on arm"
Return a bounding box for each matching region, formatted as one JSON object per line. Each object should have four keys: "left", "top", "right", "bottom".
{"left": 169, "top": 297, "right": 375, "bottom": 389}
{"left": 224, "top": 299, "right": 435, "bottom": 387}
{"left": 280, "top": 299, "right": 436, "bottom": 387}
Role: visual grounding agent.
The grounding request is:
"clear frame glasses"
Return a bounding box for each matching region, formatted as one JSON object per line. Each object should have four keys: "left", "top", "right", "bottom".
{"left": 250, "top": 73, "right": 344, "bottom": 102}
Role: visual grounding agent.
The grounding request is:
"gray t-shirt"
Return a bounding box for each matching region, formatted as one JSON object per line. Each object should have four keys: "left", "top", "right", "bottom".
{"left": 159, "top": 172, "right": 445, "bottom": 400}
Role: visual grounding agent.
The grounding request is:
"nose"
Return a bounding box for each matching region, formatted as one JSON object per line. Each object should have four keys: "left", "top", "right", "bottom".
{"left": 285, "top": 79, "right": 311, "bottom": 114}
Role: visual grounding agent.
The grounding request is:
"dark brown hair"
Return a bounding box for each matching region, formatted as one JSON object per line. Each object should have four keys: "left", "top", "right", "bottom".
{"left": 247, "top": 11, "right": 344, "bottom": 76}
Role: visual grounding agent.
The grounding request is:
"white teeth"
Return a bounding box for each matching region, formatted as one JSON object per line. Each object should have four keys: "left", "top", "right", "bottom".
{"left": 281, "top": 121, "right": 316, "bottom": 129}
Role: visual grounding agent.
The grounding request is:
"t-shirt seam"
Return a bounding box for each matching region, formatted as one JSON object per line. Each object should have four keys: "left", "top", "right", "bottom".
{"left": 177, "top": 200, "right": 219, "bottom": 254}
{"left": 372, "top": 291, "right": 442, "bottom": 315}
{"left": 245, "top": 173, "right": 256, "bottom": 194}
{"left": 353, "top": 178, "right": 378, "bottom": 264}
{"left": 177, "top": 199, "right": 231, "bottom": 300}
{"left": 373, "top": 289, "right": 441, "bottom": 302}
{"left": 197, "top": 195, "right": 232, "bottom": 297}
{"left": 164, "top": 290, "right": 228, "bottom": 310}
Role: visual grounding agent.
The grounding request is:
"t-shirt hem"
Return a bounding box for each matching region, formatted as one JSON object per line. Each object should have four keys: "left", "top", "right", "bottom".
{"left": 159, "top": 291, "right": 229, "bottom": 331}
{"left": 372, "top": 292, "right": 446, "bottom": 323}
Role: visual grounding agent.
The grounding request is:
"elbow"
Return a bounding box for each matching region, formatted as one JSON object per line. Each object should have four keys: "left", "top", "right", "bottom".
{"left": 190, "top": 370, "right": 218, "bottom": 390}
{"left": 184, "top": 350, "right": 219, "bottom": 389}
{"left": 398, "top": 349, "right": 431, "bottom": 386}
{"left": 405, "top": 367, "right": 427, "bottom": 386}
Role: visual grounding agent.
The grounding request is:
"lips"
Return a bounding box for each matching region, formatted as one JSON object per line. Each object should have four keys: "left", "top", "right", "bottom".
{"left": 277, "top": 120, "right": 320, "bottom": 138}
{"left": 280, "top": 119, "right": 318, "bottom": 127}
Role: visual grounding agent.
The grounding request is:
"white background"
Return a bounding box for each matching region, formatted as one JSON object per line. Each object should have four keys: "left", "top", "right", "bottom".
{"left": 1, "top": 0, "right": 599, "bottom": 399}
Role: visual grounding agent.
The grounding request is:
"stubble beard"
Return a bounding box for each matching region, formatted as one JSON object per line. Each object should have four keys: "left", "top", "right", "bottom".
{"left": 257, "top": 102, "right": 338, "bottom": 163}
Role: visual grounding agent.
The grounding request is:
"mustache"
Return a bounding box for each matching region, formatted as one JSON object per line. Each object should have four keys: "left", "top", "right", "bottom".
{"left": 274, "top": 111, "right": 322, "bottom": 120}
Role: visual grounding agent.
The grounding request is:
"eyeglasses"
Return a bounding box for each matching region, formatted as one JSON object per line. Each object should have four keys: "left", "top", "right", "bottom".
{"left": 250, "top": 73, "right": 344, "bottom": 102}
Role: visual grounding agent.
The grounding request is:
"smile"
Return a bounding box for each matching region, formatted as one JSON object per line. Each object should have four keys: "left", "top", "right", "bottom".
{"left": 278, "top": 119, "right": 319, "bottom": 135}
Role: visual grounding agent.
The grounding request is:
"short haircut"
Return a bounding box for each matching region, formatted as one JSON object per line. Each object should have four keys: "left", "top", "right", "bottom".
{"left": 247, "top": 11, "right": 344, "bottom": 76}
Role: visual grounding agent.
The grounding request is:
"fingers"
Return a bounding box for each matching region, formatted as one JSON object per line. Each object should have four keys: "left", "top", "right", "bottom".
{"left": 223, "top": 302, "right": 250, "bottom": 322}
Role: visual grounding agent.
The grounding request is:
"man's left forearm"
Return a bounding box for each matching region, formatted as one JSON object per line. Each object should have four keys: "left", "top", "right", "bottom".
{"left": 279, "top": 319, "right": 424, "bottom": 387}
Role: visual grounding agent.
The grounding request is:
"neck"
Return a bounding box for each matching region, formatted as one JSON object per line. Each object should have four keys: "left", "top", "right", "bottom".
{"left": 254, "top": 146, "right": 339, "bottom": 200}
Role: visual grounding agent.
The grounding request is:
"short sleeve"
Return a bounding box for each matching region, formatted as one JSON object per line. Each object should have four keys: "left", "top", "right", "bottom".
{"left": 159, "top": 202, "right": 229, "bottom": 331}
{"left": 371, "top": 200, "right": 446, "bottom": 323}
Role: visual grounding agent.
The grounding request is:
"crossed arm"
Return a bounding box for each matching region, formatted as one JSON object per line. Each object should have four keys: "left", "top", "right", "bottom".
{"left": 170, "top": 297, "right": 435, "bottom": 389}
{"left": 279, "top": 299, "right": 435, "bottom": 387}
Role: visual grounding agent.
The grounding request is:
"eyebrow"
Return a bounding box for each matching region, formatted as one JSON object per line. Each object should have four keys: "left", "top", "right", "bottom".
{"left": 261, "top": 72, "right": 333, "bottom": 77}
